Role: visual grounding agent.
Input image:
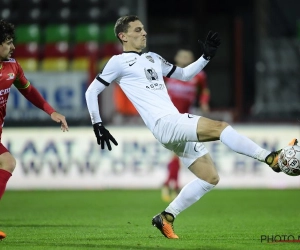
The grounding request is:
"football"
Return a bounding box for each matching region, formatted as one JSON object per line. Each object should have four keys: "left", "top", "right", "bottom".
{"left": 278, "top": 145, "right": 300, "bottom": 176}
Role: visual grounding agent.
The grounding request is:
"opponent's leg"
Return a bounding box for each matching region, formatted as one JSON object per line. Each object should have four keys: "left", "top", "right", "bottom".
{"left": 0, "top": 149, "right": 17, "bottom": 240}
{"left": 0, "top": 152, "right": 15, "bottom": 199}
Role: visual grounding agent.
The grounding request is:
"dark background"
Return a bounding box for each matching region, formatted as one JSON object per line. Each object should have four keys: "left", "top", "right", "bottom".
{"left": 147, "top": 0, "right": 300, "bottom": 122}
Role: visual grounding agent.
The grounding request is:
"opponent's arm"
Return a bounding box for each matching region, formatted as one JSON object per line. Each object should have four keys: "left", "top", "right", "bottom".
{"left": 196, "top": 72, "right": 210, "bottom": 113}
{"left": 18, "top": 84, "right": 55, "bottom": 114}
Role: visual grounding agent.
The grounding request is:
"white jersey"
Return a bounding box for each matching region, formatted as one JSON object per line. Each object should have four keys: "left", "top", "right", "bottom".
{"left": 86, "top": 51, "right": 209, "bottom": 132}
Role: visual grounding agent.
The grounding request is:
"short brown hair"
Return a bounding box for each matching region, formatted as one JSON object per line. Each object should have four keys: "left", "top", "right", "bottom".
{"left": 114, "top": 15, "right": 139, "bottom": 44}
{"left": 0, "top": 19, "right": 15, "bottom": 44}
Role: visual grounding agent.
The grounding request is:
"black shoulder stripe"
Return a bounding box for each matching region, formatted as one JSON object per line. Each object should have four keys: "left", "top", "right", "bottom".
{"left": 96, "top": 75, "right": 110, "bottom": 86}
{"left": 166, "top": 65, "right": 176, "bottom": 78}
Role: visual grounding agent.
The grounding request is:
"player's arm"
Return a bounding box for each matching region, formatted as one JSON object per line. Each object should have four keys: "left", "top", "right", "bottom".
{"left": 171, "top": 57, "right": 209, "bottom": 81}
{"left": 85, "top": 78, "right": 106, "bottom": 124}
{"left": 17, "top": 83, "right": 54, "bottom": 115}
{"left": 85, "top": 56, "right": 120, "bottom": 150}
{"left": 86, "top": 78, "right": 118, "bottom": 151}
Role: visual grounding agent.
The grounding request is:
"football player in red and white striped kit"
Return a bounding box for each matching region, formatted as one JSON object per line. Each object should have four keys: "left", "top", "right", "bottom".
{"left": 0, "top": 19, "right": 68, "bottom": 239}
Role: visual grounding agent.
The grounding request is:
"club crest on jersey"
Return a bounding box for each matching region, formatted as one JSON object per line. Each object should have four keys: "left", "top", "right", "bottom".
{"left": 144, "top": 68, "right": 158, "bottom": 82}
{"left": 6, "top": 73, "right": 15, "bottom": 80}
{"left": 146, "top": 55, "right": 154, "bottom": 63}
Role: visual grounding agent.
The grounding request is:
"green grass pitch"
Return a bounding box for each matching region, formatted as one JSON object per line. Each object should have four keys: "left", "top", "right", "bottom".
{"left": 1, "top": 189, "right": 300, "bottom": 250}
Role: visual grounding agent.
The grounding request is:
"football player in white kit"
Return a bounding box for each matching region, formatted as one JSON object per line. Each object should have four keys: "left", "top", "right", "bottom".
{"left": 85, "top": 15, "right": 297, "bottom": 239}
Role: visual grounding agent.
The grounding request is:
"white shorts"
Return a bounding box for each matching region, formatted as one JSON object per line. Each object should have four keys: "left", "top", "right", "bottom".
{"left": 152, "top": 113, "right": 209, "bottom": 168}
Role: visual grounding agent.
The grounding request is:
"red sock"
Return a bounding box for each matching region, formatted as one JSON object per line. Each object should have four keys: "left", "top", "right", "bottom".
{"left": 0, "top": 169, "right": 12, "bottom": 199}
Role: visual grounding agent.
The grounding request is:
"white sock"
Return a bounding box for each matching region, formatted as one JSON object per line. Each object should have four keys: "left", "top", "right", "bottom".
{"left": 165, "top": 178, "right": 215, "bottom": 217}
{"left": 220, "top": 126, "right": 270, "bottom": 161}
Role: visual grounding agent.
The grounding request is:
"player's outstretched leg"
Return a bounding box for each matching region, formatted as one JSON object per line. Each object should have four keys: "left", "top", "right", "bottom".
{"left": 0, "top": 231, "right": 6, "bottom": 240}
{"left": 265, "top": 139, "right": 298, "bottom": 172}
{"left": 152, "top": 211, "right": 179, "bottom": 239}
{"left": 217, "top": 123, "right": 298, "bottom": 173}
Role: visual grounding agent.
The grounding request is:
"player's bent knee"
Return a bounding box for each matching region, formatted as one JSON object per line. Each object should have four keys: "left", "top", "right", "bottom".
{"left": 219, "top": 121, "right": 229, "bottom": 132}
{"left": 197, "top": 118, "right": 230, "bottom": 141}
{"left": 205, "top": 174, "right": 220, "bottom": 185}
{"left": 0, "top": 153, "right": 17, "bottom": 173}
{"left": 4, "top": 159, "right": 16, "bottom": 173}
{"left": 7, "top": 159, "right": 16, "bottom": 172}
{"left": 211, "top": 175, "right": 220, "bottom": 185}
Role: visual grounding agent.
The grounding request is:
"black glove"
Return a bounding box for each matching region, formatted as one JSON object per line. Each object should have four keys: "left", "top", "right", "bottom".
{"left": 93, "top": 122, "right": 118, "bottom": 151}
{"left": 199, "top": 30, "right": 221, "bottom": 60}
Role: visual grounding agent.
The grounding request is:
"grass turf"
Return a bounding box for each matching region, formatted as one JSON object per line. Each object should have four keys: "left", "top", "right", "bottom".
{"left": 0, "top": 189, "right": 300, "bottom": 250}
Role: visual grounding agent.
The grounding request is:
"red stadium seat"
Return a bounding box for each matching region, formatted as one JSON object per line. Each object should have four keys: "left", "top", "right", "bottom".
{"left": 41, "top": 42, "right": 70, "bottom": 71}
{"left": 71, "top": 42, "right": 100, "bottom": 71}
{"left": 14, "top": 43, "right": 39, "bottom": 58}
{"left": 41, "top": 24, "right": 71, "bottom": 71}
{"left": 14, "top": 25, "right": 41, "bottom": 72}
{"left": 14, "top": 42, "right": 40, "bottom": 72}
{"left": 72, "top": 42, "right": 100, "bottom": 58}
{"left": 43, "top": 42, "right": 70, "bottom": 58}
{"left": 70, "top": 24, "right": 101, "bottom": 71}
{"left": 100, "top": 43, "right": 122, "bottom": 58}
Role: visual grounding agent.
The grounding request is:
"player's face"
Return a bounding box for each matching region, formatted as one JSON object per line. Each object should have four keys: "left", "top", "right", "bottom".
{"left": 120, "top": 20, "right": 147, "bottom": 52}
{"left": 174, "top": 50, "right": 194, "bottom": 67}
{"left": 0, "top": 39, "right": 15, "bottom": 61}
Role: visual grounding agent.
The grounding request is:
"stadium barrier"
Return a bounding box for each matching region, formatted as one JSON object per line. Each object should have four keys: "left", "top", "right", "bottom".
{"left": 4, "top": 125, "right": 300, "bottom": 190}
{"left": 6, "top": 72, "right": 88, "bottom": 122}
